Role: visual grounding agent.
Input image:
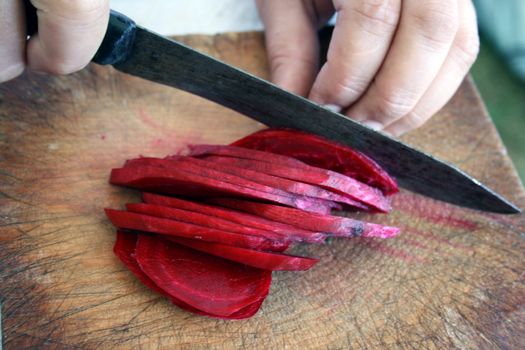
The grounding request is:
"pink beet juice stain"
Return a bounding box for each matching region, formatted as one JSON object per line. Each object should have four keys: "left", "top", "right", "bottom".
{"left": 360, "top": 238, "right": 424, "bottom": 263}
{"left": 392, "top": 192, "right": 478, "bottom": 231}
{"left": 137, "top": 108, "right": 204, "bottom": 151}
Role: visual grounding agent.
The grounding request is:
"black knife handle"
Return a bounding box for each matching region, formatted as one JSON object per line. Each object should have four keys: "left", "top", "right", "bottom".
{"left": 24, "top": 1, "right": 136, "bottom": 66}
{"left": 24, "top": 0, "right": 38, "bottom": 37}
{"left": 92, "top": 10, "right": 137, "bottom": 65}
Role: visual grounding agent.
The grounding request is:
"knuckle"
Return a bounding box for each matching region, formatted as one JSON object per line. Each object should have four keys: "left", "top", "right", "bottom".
{"left": 373, "top": 84, "right": 419, "bottom": 119}
{"left": 332, "top": 75, "right": 369, "bottom": 100}
{"left": 351, "top": 0, "right": 401, "bottom": 31}
{"left": 268, "top": 51, "right": 316, "bottom": 74}
{"left": 412, "top": 1, "right": 459, "bottom": 47}
{"left": 404, "top": 112, "right": 428, "bottom": 130}
{"left": 453, "top": 30, "right": 480, "bottom": 69}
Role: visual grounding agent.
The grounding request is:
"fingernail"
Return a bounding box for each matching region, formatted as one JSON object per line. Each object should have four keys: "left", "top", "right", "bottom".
{"left": 323, "top": 104, "right": 342, "bottom": 113}
{"left": 362, "top": 120, "right": 383, "bottom": 131}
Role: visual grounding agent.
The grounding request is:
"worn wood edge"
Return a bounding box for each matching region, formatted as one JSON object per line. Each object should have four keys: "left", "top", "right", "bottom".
{"left": 465, "top": 75, "right": 525, "bottom": 192}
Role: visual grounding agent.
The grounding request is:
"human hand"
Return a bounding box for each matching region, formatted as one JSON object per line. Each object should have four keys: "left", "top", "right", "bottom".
{"left": 0, "top": 0, "right": 110, "bottom": 83}
{"left": 256, "top": 0, "right": 480, "bottom": 136}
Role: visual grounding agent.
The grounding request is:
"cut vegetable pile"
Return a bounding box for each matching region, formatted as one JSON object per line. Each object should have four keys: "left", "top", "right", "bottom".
{"left": 106, "top": 129, "right": 400, "bottom": 319}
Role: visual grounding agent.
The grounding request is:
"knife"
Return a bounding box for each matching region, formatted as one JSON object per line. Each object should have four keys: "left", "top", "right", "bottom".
{"left": 25, "top": 8, "right": 520, "bottom": 213}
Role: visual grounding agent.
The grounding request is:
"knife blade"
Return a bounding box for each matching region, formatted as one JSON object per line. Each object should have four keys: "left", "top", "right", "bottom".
{"left": 33, "top": 9, "right": 519, "bottom": 213}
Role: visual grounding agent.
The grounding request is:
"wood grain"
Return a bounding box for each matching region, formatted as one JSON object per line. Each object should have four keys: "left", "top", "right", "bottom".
{"left": 1, "top": 32, "right": 524, "bottom": 350}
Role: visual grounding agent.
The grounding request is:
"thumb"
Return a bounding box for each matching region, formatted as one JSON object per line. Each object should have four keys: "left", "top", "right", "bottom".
{"left": 256, "top": 0, "right": 319, "bottom": 96}
{"left": 27, "top": 0, "right": 110, "bottom": 75}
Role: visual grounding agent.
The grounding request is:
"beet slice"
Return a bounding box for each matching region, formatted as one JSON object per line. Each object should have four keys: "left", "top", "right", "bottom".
{"left": 126, "top": 202, "right": 290, "bottom": 251}
{"left": 166, "top": 155, "right": 367, "bottom": 210}
{"left": 210, "top": 198, "right": 400, "bottom": 239}
{"left": 113, "top": 231, "right": 211, "bottom": 316}
{"left": 114, "top": 231, "right": 172, "bottom": 297}
{"left": 125, "top": 157, "right": 341, "bottom": 212}
{"left": 113, "top": 231, "right": 265, "bottom": 319}
{"left": 135, "top": 234, "right": 272, "bottom": 316}
{"left": 188, "top": 144, "right": 309, "bottom": 169}
{"left": 105, "top": 209, "right": 287, "bottom": 251}
{"left": 231, "top": 129, "right": 399, "bottom": 195}
{"left": 166, "top": 237, "right": 318, "bottom": 271}
{"left": 142, "top": 193, "right": 327, "bottom": 244}
{"left": 195, "top": 155, "right": 390, "bottom": 212}
{"left": 111, "top": 165, "right": 334, "bottom": 214}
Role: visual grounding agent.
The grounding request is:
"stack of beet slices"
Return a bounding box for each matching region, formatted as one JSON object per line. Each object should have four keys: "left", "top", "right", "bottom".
{"left": 106, "top": 129, "right": 400, "bottom": 319}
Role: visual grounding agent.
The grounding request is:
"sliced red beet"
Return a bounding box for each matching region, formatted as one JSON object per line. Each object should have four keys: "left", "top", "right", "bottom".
{"left": 108, "top": 128, "right": 402, "bottom": 320}
{"left": 142, "top": 193, "right": 327, "bottom": 244}
{"left": 166, "top": 236, "right": 318, "bottom": 271}
{"left": 110, "top": 165, "right": 334, "bottom": 214}
{"left": 105, "top": 209, "right": 287, "bottom": 251}
{"left": 113, "top": 231, "right": 211, "bottom": 316}
{"left": 188, "top": 144, "right": 309, "bottom": 169}
{"left": 196, "top": 155, "right": 390, "bottom": 212}
{"left": 135, "top": 234, "right": 272, "bottom": 316}
{"left": 166, "top": 155, "right": 367, "bottom": 210}
{"left": 187, "top": 145, "right": 389, "bottom": 211}
{"left": 231, "top": 129, "right": 399, "bottom": 195}
{"left": 127, "top": 157, "right": 342, "bottom": 212}
{"left": 126, "top": 202, "right": 290, "bottom": 251}
{"left": 210, "top": 198, "right": 400, "bottom": 239}
{"left": 113, "top": 231, "right": 265, "bottom": 319}
{"left": 114, "top": 231, "right": 171, "bottom": 297}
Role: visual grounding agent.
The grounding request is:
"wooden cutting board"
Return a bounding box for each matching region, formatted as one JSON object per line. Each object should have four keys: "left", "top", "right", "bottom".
{"left": 1, "top": 32, "right": 524, "bottom": 350}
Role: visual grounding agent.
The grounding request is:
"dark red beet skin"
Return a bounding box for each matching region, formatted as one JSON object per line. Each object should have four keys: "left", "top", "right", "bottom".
{"left": 135, "top": 235, "right": 272, "bottom": 316}
{"left": 231, "top": 129, "right": 399, "bottom": 195}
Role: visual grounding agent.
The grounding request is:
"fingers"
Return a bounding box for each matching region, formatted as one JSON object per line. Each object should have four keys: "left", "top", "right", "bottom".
{"left": 0, "top": 0, "right": 26, "bottom": 82}
{"left": 256, "top": 0, "right": 330, "bottom": 96}
{"left": 384, "top": 0, "right": 479, "bottom": 136}
{"left": 346, "top": 0, "right": 459, "bottom": 129}
{"left": 308, "top": 0, "right": 401, "bottom": 109}
{"left": 27, "top": 0, "right": 110, "bottom": 75}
